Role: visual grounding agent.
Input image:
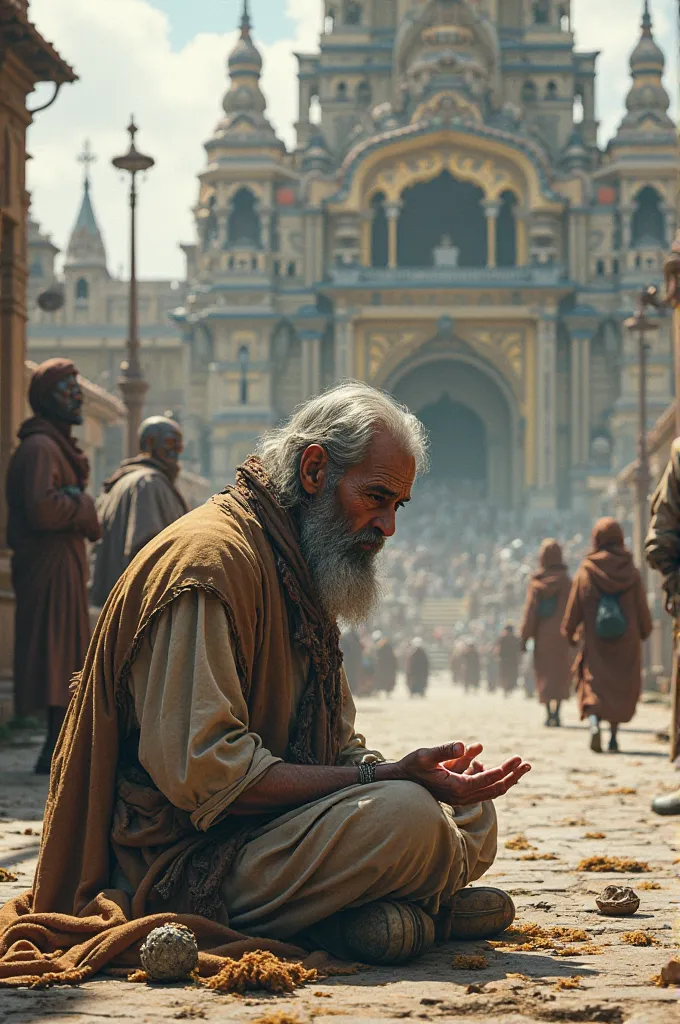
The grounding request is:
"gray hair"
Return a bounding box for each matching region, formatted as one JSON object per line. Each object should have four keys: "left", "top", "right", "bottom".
{"left": 256, "top": 380, "right": 429, "bottom": 505}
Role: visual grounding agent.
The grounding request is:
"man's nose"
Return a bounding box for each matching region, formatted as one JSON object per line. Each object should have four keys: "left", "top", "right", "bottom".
{"left": 374, "top": 508, "right": 396, "bottom": 538}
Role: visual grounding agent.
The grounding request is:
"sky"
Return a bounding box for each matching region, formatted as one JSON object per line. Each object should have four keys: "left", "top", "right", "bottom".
{"left": 26, "top": 0, "right": 679, "bottom": 281}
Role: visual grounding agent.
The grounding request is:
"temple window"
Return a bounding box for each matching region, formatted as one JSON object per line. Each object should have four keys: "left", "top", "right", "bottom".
{"left": 497, "top": 191, "right": 518, "bottom": 268}
{"left": 370, "top": 192, "right": 388, "bottom": 268}
{"left": 612, "top": 258, "right": 620, "bottom": 275}
{"left": 336, "top": 81, "right": 348, "bottom": 102}
{"left": 75, "top": 277, "right": 89, "bottom": 300}
{"left": 30, "top": 260, "right": 43, "bottom": 278}
{"left": 238, "top": 345, "right": 249, "bottom": 405}
{"left": 309, "top": 94, "right": 322, "bottom": 124}
{"left": 324, "top": 9, "right": 335, "bottom": 33}
{"left": 287, "top": 261, "right": 297, "bottom": 277}
{"left": 521, "top": 80, "right": 537, "bottom": 104}
{"left": 345, "top": 0, "right": 361, "bottom": 24}
{"left": 533, "top": 0, "right": 550, "bottom": 24}
{"left": 559, "top": 5, "right": 570, "bottom": 30}
{"left": 596, "top": 260, "right": 605, "bottom": 276}
{"left": 631, "top": 186, "right": 665, "bottom": 247}
{"left": 546, "top": 81, "right": 558, "bottom": 100}
{"left": 228, "top": 188, "right": 261, "bottom": 248}
{"left": 356, "top": 80, "right": 372, "bottom": 108}
{"left": 573, "top": 92, "right": 584, "bottom": 124}
{"left": 397, "top": 171, "right": 487, "bottom": 269}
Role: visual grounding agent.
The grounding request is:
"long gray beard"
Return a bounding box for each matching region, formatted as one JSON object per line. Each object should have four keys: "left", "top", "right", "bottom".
{"left": 299, "top": 485, "right": 384, "bottom": 627}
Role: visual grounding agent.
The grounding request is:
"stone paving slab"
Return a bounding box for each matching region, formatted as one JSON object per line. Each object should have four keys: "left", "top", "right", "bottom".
{"left": 0, "top": 677, "right": 678, "bottom": 1023}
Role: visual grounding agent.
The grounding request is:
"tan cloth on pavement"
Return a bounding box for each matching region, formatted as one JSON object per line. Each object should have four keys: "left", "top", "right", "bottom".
{"left": 5, "top": 416, "right": 100, "bottom": 715}
{"left": 90, "top": 457, "right": 188, "bottom": 607}
{"left": 0, "top": 456, "right": 496, "bottom": 985}
{"left": 562, "top": 518, "right": 653, "bottom": 724}
{"left": 520, "top": 540, "right": 573, "bottom": 704}
{"left": 126, "top": 592, "right": 497, "bottom": 937}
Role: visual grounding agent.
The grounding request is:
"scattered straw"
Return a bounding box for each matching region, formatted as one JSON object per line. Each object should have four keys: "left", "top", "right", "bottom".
{"left": 521, "top": 853, "right": 559, "bottom": 861}
{"left": 252, "top": 1015, "right": 302, "bottom": 1024}
{"left": 584, "top": 832, "right": 606, "bottom": 840}
{"left": 577, "top": 856, "right": 650, "bottom": 873}
{"left": 553, "top": 945, "right": 603, "bottom": 957}
{"left": 313, "top": 991, "right": 332, "bottom": 998}
{"left": 174, "top": 1010, "right": 206, "bottom": 1021}
{"left": 558, "top": 818, "right": 590, "bottom": 827}
{"left": 621, "top": 931, "right": 659, "bottom": 947}
{"left": 23, "top": 827, "right": 38, "bottom": 836}
{"left": 200, "top": 952, "right": 316, "bottom": 995}
{"left": 490, "top": 923, "right": 591, "bottom": 954}
{"left": 555, "top": 976, "right": 584, "bottom": 990}
{"left": 605, "top": 787, "right": 637, "bottom": 796}
{"left": 638, "top": 882, "right": 662, "bottom": 891}
{"left": 453, "top": 955, "right": 489, "bottom": 970}
{"left": 506, "top": 973, "right": 530, "bottom": 981}
{"left": 504, "top": 834, "right": 536, "bottom": 851}
{"left": 0, "top": 867, "right": 18, "bottom": 882}
{"left": 127, "top": 970, "right": 148, "bottom": 983}
{"left": 28, "top": 967, "right": 92, "bottom": 989}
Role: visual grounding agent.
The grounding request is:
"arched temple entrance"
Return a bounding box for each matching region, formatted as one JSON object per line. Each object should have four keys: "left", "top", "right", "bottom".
{"left": 388, "top": 357, "right": 519, "bottom": 507}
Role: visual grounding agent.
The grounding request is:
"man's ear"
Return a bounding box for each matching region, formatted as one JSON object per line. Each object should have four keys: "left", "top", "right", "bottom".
{"left": 299, "top": 444, "right": 329, "bottom": 496}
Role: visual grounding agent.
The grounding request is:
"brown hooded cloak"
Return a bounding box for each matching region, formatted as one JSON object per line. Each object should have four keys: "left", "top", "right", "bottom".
{"left": 562, "top": 518, "right": 652, "bottom": 724}
{"left": 6, "top": 364, "right": 101, "bottom": 716}
{"left": 520, "top": 539, "right": 573, "bottom": 704}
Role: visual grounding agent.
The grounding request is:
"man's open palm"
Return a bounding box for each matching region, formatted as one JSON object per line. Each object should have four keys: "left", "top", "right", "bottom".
{"left": 394, "top": 742, "right": 531, "bottom": 806}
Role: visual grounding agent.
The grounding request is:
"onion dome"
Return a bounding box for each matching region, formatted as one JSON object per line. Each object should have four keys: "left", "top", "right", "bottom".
{"left": 561, "top": 125, "right": 589, "bottom": 171}
{"left": 228, "top": 0, "right": 262, "bottom": 76}
{"left": 614, "top": 1, "right": 674, "bottom": 143}
{"left": 301, "top": 131, "right": 333, "bottom": 173}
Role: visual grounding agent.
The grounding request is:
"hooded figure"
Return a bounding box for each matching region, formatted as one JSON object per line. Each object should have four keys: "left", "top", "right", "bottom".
{"left": 5, "top": 359, "right": 101, "bottom": 771}
{"left": 406, "top": 638, "right": 429, "bottom": 697}
{"left": 520, "top": 539, "right": 573, "bottom": 726}
{"left": 562, "top": 518, "right": 652, "bottom": 753}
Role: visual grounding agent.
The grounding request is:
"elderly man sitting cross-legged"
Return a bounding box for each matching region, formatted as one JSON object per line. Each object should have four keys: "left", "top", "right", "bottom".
{"left": 0, "top": 382, "right": 530, "bottom": 983}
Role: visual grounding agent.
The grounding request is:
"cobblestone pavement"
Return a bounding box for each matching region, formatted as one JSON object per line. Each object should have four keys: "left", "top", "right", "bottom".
{"left": 0, "top": 676, "right": 678, "bottom": 1023}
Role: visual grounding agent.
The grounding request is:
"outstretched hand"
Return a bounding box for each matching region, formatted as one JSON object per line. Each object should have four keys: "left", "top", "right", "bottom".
{"left": 391, "top": 741, "right": 531, "bottom": 806}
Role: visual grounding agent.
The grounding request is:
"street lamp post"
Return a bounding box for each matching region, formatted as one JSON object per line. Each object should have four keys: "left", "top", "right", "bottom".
{"left": 625, "top": 287, "right": 660, "bottom": 593}
{"left": 112, "top": 118, "right": 155, "bottom": 457}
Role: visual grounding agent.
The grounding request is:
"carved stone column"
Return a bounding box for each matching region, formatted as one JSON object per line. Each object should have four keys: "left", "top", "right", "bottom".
{"left": 483, "top": 200, "right": 501, "bottom": 269}
{"left": 334, "top": 310, "right": 355, "bottom": 379}
{"left": 301, "top": 330, "right": 322, "bottom": 398}
{"left": 385, "top": 201, "right": 401, "bottom": 270}
{"left": 535, "top": 311, "right": 558, "bottom": 496}
{"left": 569, "top": 330, "right": 593, "bottom": 467}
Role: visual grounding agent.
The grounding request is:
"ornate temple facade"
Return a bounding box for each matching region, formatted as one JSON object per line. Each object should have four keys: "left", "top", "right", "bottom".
{"left": 29, "top": 0, "right": 680, "bottom": 509}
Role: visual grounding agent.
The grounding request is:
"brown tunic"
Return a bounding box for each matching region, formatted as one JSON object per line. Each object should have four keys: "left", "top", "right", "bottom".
{"left": 520, "top": 541, "right": 573, "bottom": 704}
{"left": 496, "top": 632, "right": 520, "bottom": 692}
{"left": 562, "top": 518, "right": 653, "bottom": 724}
{"left": 5, "top": 417, "right": 100, "bottom": 715}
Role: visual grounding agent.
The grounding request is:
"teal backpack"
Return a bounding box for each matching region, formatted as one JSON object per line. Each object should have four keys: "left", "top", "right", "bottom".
{"left": 595, "top": 592, "right": 627, "bottom": 640}
{"left": 537, "top": 594, "right": 558, "bottom": 619}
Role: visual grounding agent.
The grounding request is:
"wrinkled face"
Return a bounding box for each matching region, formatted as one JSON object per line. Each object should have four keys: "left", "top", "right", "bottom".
{"left": 47, "top": 373, "right": 84, "bottom": 425}
{"left": 144, "top": 429, "right": 184, "bottom": 476}
{"left": 298, "top": 431, "right": 416, "bottom": 624}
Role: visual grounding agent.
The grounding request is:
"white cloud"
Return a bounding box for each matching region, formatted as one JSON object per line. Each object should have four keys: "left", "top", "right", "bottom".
{"left": 26, "top": 0, "right": 676, "bottom": 281}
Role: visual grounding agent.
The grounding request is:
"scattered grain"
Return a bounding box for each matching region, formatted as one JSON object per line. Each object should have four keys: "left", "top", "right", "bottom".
{"left": 637, "top": 882, "right": 662, "bottom": 891}
{"left": 553, "top": 945, "right": 604, "bottom": 957}
{"left": 621, "top": 931, "right": 659, "bottom": 947}
{"left": 584, "top": 832, "right": 606, "bottom": 840}
{"left": 577, "top": 856, "right": 650, "bottom": 873}
{"left": 127, "top": 970, "right": 148, "bottom": 983}
{"left": 521, "top": 853, "right": 559, "bottom": 861}
{"left": 453, "top": 954, "right": 489, "bottom": 970}
{"left": 0, "top": 868, "right": 18, "bottom": 882}
{"left": 504, "top": 834, "right": 536, "bottom": 851}
{"left": 605, "top": 787, "right": 637, "bottom": 796}
{"left": 555, "top": 976, "right": 584, "bottom": 990}
{"left": 201, "top": 952, "right": 316, "bottom": 995}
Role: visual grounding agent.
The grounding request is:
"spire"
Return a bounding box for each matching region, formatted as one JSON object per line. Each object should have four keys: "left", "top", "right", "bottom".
{"left": 65, "top": 141, "right": 107, "bottom": 270}
{"left": 613, "top": 2, "right": 674, "bottom": 145}
{"left": 240, "top": 0, "right": 251, "bottom": 36}
{"left": 211, "top": 0, "right": 282, "bottom": 150}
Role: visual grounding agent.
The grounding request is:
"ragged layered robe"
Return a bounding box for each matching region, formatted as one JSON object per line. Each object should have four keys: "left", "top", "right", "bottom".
{"left": 0, "top": 464, "right": 496, "bottom": 985}
{"left": 5, "top": 417, "right": 100, "bottom": 715}
{"left": 520, "top": 541, "right": 573, "bottom": 705}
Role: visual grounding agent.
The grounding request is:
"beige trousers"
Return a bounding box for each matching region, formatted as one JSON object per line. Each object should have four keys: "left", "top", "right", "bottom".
{"left": 220, "top": 780, "right": 498, "bottom": 939}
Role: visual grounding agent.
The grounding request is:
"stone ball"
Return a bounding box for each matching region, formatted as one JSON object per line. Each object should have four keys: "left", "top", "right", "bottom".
{"left": 139, "top": 924, "right": 199, "bottom": 982}
{"left": 596, "top": 885, "right": 640, "bottom": 917}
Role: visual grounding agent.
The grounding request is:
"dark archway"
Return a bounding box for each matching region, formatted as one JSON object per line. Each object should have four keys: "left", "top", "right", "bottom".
{"left": 497, "top": 191, "right": 517, "bottom": 267}
{"left": 228, "top": 188, "right": 261, "bottom": 248}
{"left": 418, "top": 394, "right": 487, "bottom": 495}
{"left": 631, "top": 186, "right": 665, "bottom": 247}
{"left": 389, "top": 357, "right": 517, "bottom": 506}
{"left": 371, "top": 192, "right": 388, "bottom": 267}
{"left": 397, "top": 171, "right": 487, "bottom": 268}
